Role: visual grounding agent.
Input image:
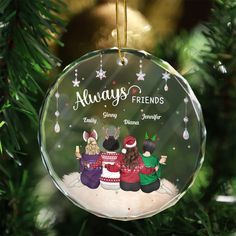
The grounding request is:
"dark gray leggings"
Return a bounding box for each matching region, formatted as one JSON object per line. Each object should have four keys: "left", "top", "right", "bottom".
{"left": 141, "top": 179, "right": 160, "bottom": 193}
{"left": 120, "top": 181, "right": 140, "bottom": 191}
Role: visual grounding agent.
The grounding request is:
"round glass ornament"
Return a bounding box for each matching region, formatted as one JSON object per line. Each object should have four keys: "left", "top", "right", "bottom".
{"left": 39, "top": 48, "right": 206, "bottom": 220}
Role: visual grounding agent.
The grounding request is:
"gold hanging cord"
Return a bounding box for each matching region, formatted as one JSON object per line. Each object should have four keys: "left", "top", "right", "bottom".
{"left": 116, "top": 0, "right": 127, "bottom": 64}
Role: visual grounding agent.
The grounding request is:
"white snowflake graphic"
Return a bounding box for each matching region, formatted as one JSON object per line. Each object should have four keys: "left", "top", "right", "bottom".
{"left": 72, "top": 78, "right": 81, "bottom": 87}
{"left": 136, "top": 59, "right": 146, "bottom": 81}
{"left": 96, "top": 68, "right": 106, "bottom": 80}
{"left": 136, "top": 71, "right": 146, "bottom": 81}
{"left": 162, "top": 71, "right": 171, "bottom": 91}
{"left": 162, "top": 71, "right": 171, "bottom": 81}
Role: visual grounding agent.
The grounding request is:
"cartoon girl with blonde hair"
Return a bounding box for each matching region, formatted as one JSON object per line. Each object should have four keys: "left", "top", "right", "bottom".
{"left": 76, "top": 130, "right": 102, "bottom": 189}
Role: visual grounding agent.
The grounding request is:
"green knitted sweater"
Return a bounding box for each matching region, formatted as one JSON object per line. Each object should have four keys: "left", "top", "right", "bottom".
{"left": 139, "top": 154, "right": 163, "bottom": 186}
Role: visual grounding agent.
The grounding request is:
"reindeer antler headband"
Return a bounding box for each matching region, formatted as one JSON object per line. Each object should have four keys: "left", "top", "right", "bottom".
{"left": 114, "top": 127, "right": 120, "bottom": 139}
{"left": 103, "top": 127, "right": 121, "bottom": 140}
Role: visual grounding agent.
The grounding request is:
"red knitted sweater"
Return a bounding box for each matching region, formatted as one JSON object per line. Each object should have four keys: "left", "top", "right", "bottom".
{"left": 105, "top": 154, "right": 155, "bottom": 183}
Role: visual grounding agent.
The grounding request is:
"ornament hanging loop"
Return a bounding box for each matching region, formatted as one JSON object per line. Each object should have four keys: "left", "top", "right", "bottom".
{"left": 116, "top": 0, "right": 127, "bottom": 65}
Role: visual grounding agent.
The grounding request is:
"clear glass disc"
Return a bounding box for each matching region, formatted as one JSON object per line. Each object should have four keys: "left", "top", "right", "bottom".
{"left": 39, "top": 48, "right": 206, "bottom": 220}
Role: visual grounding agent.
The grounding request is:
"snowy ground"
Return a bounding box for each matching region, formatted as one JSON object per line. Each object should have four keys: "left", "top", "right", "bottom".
{"left": 62, "top": 172, "right": 180, "bottom": 220}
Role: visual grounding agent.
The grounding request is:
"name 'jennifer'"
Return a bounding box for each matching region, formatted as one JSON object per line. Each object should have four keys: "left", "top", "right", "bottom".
{"left": 141, "top": 113, "right": 162, "bottom": 121}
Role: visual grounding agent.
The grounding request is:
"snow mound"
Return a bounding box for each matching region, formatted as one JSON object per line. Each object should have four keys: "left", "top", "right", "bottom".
{"left": 62, "top": 172, "right": 179, "bottom": 220}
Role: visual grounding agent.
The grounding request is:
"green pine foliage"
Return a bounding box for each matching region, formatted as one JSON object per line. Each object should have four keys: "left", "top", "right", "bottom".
{"left": 0, "top": 0, "right": 64, "bottom": 158}
{"left": 198, "top": 0, "right": 236, "bottom": 203}
{"left": 0, "top": 171, "right": 47, "bottom": 236}
{"left": 0, "top": 0, "right": 64, "bottom": 235}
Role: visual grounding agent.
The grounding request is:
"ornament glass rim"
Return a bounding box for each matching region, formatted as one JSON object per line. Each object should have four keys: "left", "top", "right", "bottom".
{"left": 38, "top": 47, "right": 207, "bottom": 220}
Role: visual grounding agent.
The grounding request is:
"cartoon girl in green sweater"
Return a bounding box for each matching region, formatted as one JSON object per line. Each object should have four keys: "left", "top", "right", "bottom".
{"left": 139, "top": 133, "right": 167, "bottom": 193}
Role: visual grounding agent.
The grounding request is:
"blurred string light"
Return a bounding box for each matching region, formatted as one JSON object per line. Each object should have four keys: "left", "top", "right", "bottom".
{"left": 36, "top": 208, "right": 57, "bottom": 229}
{"left": 0, "top": 21, "right": 9, "bottom": 28}
{"left": 215, "top": 195, "right": 236, "bottom": 203}
{"left": 214, "top": 61, "right": 227, "bottom": 74}
{"left": 111, "top": 24, "right": 152, "bottom": 39}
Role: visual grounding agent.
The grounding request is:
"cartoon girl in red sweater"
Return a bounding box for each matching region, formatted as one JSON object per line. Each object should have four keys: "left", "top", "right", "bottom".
{"left": 104, "top": 136, "right": 158, "bottom": 192}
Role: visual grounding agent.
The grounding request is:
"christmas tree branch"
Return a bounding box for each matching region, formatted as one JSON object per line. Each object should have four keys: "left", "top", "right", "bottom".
{"left": 0, "top": 0, "right": 64, "bottom": 159}
{"left": 199, "top": 0, "right": 236, "bottom": 203}
{"left": 0, "top": 0, "right": 65, "bottom": 234}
